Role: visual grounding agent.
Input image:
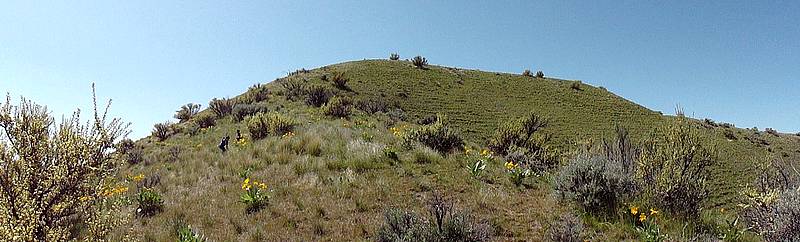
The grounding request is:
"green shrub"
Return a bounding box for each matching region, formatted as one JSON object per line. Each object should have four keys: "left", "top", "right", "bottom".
{"left": 488, "top": 112, "right": 558, "bottom": 173}
{"left": 404, "top": 115, "right": 464, "bottom": 154}
{"left": 467, "top": 158, "right": 487, "bottom": 178}
{"left": 209, "top": 98, "right": 234, "bottom": 117}
{"left": 742, "top": 158, "right": 800, "bottom": 241}
{"left": 329, "top": 72, "right": 349, "bottom": 90}
{"left": 0, "top": 90, "right": 127, "bottom": 241}
{"left": 305, "top": 84, "right": 332, "bottom": 107}
{"left": 239, "top": 84, "right": 270, "bottom": 104}
{"left": 638, "top": 118, "right": 717, "bottom": 217}
{"left": 152, "top": 121, "right": 174, "bottom": 141}
{"left": 389, "top": 53, "right": 400, "bottom": 60}
{"left": 280, "top": 78, "right": 306, "bottom": 101}
{"left": 246, "top": 111, "right": 296, "bottom": 139}
{"left": 233, "top": 103, "right": 268, "bottom": 122}
{"left": 554, "top": 154, "right": 637, "bottom": 215}
{"left": 136, "top": 188, "right": 164, "bottom": 217}
{"left": 193, "top": 112, "right": 216, "bottom": 129}
{"left": 174, "top": 103, "right": 201, "bottom": 122}
{"left": 322, "top": 96, "right": 353, "bottom": 118}
{"left": 356, "top": 98, "right": 389, "bottom": 114}
{"left": 411, "top": 56, "right": 427, "bottom": 68}
{"left": 545, "top": 214, "right": 585, "bottom": 242}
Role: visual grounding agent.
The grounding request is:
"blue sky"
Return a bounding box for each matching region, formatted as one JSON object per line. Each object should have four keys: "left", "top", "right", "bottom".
{"left": 1, "top": 0, "right": 798, "bottom": 139}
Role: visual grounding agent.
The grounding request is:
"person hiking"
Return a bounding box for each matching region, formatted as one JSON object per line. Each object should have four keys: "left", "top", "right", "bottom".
{"left": 218, "top": 135, "right": 230, "bottom": 153}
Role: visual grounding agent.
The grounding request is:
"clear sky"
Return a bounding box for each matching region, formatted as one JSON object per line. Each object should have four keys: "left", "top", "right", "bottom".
{"left": 1, "top": 0, "right": 798, "bottom": 139}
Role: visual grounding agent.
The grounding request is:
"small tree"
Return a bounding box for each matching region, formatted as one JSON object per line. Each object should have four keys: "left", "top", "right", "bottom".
{"left": 522, "top": 69, "right": 533, "bottom": 77}
{"left": 209, "top": 98, "right": 234, "bottom": 118}
{"left": 0, "top": 86, "right": 128, "bottom": 241}
{"left": 535, "top": 71, "right": 544, "bottom": 78}
{"left": 174, "top": 103, "right": 201, "bottom": 122}
{"left": 389, "top": 53, "right": 400, "bottom": 60}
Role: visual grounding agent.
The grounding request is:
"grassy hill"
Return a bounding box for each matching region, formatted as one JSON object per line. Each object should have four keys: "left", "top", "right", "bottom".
{"left": 113, "top": 59, "right": 799, "bottom": 241}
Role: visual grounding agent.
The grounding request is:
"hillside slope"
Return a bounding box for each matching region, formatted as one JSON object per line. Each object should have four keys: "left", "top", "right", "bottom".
{"left": 116, "top": 59, "right": 799, "bottom": 241}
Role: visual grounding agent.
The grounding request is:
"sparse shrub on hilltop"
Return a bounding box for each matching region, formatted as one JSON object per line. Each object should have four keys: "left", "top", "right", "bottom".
{"left": 412, "top": 56, "right": 428, "bottom": 69}
{"left": 389, "top": 53, "right": 400, "bottom": 60}
{"left": 246, "top": 111, "right": 296, "bottom": 139}
{"left": 305, "top": 84, "right": 333, "bottom": 107}
{"left": 233, "top": 103, "right": 268, "bottom": 121}
{"left": 522, "top": 69, "right": 533, "bottom": 77}
{"left": 570, "top": 81, "right": 582, "bottom": 91}
{"left": 152, "top": 121, "right": 175, "bottom": 141}
{"left": 0, "top": 90, "right": 127, "bottom": 241}
{"left": 638, "top": 117, "right": 717, "bottom": 218}
{"left": 488, "top": 112, "right": 558, "bottom": 174}
{"left": 545, "top": 213, "right": 585, "bottom": 242}
{"left": 355, "top": 98, "right": 389, "bottom": 114}
{"left": 765, "top": 128, "right": 779, "bottom": 136}
{"left": 329, "top": 71, "right": 349, "bottom": 90}
{"left": 535, "top": 70, "right": 545, "bottom": 78}
{"left": 193, "top": 112, "right": 216, "bottom": 128}
{"left": 239, "top": 84, "right": 270, "bottom": 104}
{"left": 403, "top": 114, "right": 464, "bottom": 154}
{"left": 322, "top": 96, "right": 353, "bottom": 118}
{"left": 209, "top": 98, "right": 235, "bottom": 117}
{"left": 280, "top": 78, "right": 306, "bottom": 101}
{"left": 174, "top": 103, "right": 201, "bottom": 122}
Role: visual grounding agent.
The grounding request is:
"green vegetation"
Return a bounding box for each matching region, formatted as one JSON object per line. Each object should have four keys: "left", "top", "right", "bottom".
{"left": 5, "top": 59, "right": 799, "bottom": 241}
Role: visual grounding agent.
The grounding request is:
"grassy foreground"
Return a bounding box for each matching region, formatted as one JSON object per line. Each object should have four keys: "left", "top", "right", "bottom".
{"left": 109, "top": 59, "right": 799, "bottom": 241}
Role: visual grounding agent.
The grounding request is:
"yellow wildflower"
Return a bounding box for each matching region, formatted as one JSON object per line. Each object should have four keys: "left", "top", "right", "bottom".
{"left": 630, "top": 206, "right": 639, "bottom": 215}
{"left": 504, "top": 161, "right": 517, "bottom": 170}
{"left": 258, "top": 182, "right": 267, "bottom": 190}
{"left": 465, "top": 149, "right": 472, "bottom": 155}
{"left": 242, "top": 178, "right": 251, "bottom": 190}
{"left": 133, "top": 174, "right": 145, "bottom": 182}
{"left": 720, "top": 208, "right": 725, "bottom": 213}
{"left": 639, "top": 213, "right": 646, "bottom": 222}
{"left": 481, "top": 149, "right": 489, "bottom": 156}
{"left": 650, "top": 208, "right": 658, "bottom": 215}
{"left": 79, "top": 196, "right": 92, "bottom": 202}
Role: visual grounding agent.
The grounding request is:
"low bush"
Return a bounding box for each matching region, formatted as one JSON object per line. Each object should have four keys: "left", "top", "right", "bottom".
{"left": 742, "top": 158, "right": 800, "bottom": 241}
{"left": 535, "top": 70, "right": 545, "bottom": 78}
{"left": 246, "top": 111, "right": 296, "bottom": 139}
{"left": 411, "top": 56, "right": 427, "bottom": 69}
{"left": 404, "top": 115, "right": 464, "bottom": 154}
{"left": 522, "top": 69, "right": 533, "bottom": 77}
{"left": 305, "top": 85, "right": 332, "bottom": 107}
{"left": 765, "top": 128, "right": 779, "bottom": 136}
{"left": 322, "top": 96, "right": 353, "bottom": 118}
{"left": 356, "top": 98, "right": 389, "bottom": 114}
{"left": 152, "top": 122, "right": 174, "bottom": 141}
{"left": 554, "top": 154, "right": 638, "bottom": 215}
{"left": 417, "top": 115, "right": 438, "bottom": 125}
{"left": 233, "top": 103, "right": 268, "bottom": 121}
{"left": 570, "top": 81, "right": 582, "bottom": 91}
{"left": 545, "top": 213, "right": 585, "bottom": 242}
{"left": 209, "top": 98, "right": 235, "bottom": 117}
{"left": 488, "top": 112, "right": 558, "bottom": 174}
{"left": 126, "top": 147, "right": 144, "bottom": 165}
{"left": 638, "top": 118, "right": 717, "bottom": 218}
{"left": 330, "top": 72, "right": 349, "bottom": 90}
{"left": 239, "top": 84, "right": 270, "bottom": 104}
{"left": 193, "top": 112, "right": 216, "bottom": 129}
{"left": 376, "top": 195, "right": 491, "bottom": 242}
{"left": 174, "top": 103, "right": 201, "bottom": 122}
{"left": 136, "top": 188, "right": 164, "bottom": 217}
{"left": 280, "top": 79, "right": 306, "bottom": 101}
{"left": 389, "top": 53, "right": 400, "bottom": 60}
